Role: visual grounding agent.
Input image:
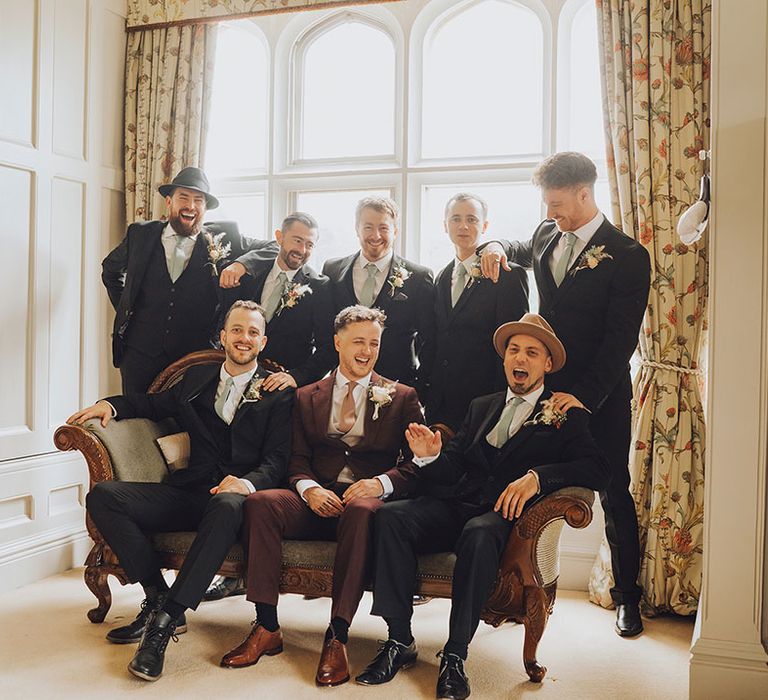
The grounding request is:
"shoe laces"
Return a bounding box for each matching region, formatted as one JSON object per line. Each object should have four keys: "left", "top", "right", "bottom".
{"left": 141, "top": 620, "right": 179, "bottom": 654}
{"left": 436, "top": 651, "right": 465, "bottom": 676}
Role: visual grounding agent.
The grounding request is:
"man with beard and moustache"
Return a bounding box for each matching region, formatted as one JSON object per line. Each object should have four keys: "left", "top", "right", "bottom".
{"left": 68, "top": 301, "right": 293, "bottom": 682}
{"left": 102, "top": 167, "right": 278, "bottom": 394}
{"left": 356, "top": 314, "right": 607, "bottom": 699}
{"left": 321, "top": 197, "right": 436, "bottom": 400}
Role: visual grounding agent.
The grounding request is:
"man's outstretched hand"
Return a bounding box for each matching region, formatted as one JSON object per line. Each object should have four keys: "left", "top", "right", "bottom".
{"left": 479, "top": 242, "right": 511, "bottom": 283}
{"left": 405, "top": 423, "right": 442, "bottom": 458}
{"left": 67, "top": 401, "right": 114, "bottom": 427}
{"left": 219, "top": 261, "right": 247, "bottom": 288}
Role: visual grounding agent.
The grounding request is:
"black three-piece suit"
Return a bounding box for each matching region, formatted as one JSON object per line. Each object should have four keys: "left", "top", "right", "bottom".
{"left": 102, "top": 220, "right": 277, "bottom": 393}
{"left": 322, "top": 253, "right": 436, "bottom": 397}
{"left": 224, "top": 255, "right": 336, "bottom": 386}
{"left": 498, "top": 217, "right": 651, "bottom": 604}
{"left": 371, "top": 389, "right": 608, "bottom": 647}
{"left": 425, "top": 261, "right": 529, "bottom": 431}
{"left": 86, "top": 363, "right": 293, "bottom": 610}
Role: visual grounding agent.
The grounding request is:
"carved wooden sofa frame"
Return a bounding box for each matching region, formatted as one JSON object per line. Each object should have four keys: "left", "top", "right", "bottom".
{"left": 54, "top": 350, "right": 594, "bottom": 683}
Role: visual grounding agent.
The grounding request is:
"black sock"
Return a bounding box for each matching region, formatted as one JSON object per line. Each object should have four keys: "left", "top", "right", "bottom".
{"left": 140, "top": 572, "right": 169, "bottom": 599}
{"left": 325, "top": 617, "right": 349, "bottom": 644}
{"left": 443, "top": 640, "right": 468, "bottom": 660}
{"left": 256, "top": 603, "right": 279, "bottom": 632}
{"left": 384, "top": 617, "right": 413, "bottom": 646}
{"left": 161, "top": 598, "right": 187, "bottom": 622}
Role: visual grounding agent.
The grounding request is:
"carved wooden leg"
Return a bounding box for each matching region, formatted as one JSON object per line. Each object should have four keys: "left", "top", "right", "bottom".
{"left": 84, "top": 563, "right": 112, "bottom": 623}
{"left": 522, "top": 586, "right": 550, "bottom": 682}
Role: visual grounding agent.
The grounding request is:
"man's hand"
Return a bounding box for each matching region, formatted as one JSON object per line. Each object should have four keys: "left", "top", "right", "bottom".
{"left": 67, "top": 401, "right": 114, "bottom": 427}
{"left": 210, "top": 475, "right": 251, "bottom": 495}
{"left": 342, "top": 478, "right": 384, "bottom": 504}
{"left": 219, "top": 262, "right": 247, "bottom": 288}
{"left": 305, "top": 486, "right": 344, "bottom": 518}
{"left": 494, "top": 472, "right": 539, "bottom": 520}
{"left": 405, "top": 423, "right": 442, "bottom": 458}
{"left": 549, "top": 392, "right": 588, "bottom": 414}
{"left": 479, "top": 242, "right": 511, "bottom": 283}
{"left": 262, "top": 372, "right": 297, "bottom": 392}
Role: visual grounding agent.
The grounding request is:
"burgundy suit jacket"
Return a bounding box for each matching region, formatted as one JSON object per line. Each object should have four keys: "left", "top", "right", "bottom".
{"left": 288, "top": 371, "right": 423, "bottom": 498}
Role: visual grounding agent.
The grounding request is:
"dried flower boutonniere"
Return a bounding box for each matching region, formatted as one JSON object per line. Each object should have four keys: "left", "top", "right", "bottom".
{"left": 386, "top": 263, "right": 412, "bottom": 297}
{"left": 239, "top": 377, "right": 265, "bottom": 405}
{"left": 467, "top": 259, "right": 485, "bottom": 287}
{"left": 368, "top": 380, "right": 397, "bottom": 420}
{"left": 276, "top": 282, "right": 312, "bottom": 317}
{"left": 523, "top": 398, "right": 567, "bottom": 429}
{"left": 572, "top": 245, "right": 613, "bottom": 274}
{"left": 204, "top": 231, "right": 232, "bottom": 276}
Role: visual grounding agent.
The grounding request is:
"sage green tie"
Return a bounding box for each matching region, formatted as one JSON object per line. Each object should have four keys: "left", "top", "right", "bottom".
{"left": 360, "top": 263, "right": 379, "bottom": 307}
{"left": 214, "top": 376, "right": 235, "bottom": 423}
{"left": 451, "top": 262, "right": 468, "bottom": 307}
{"left": 486, "top": 397, "right": 526, "bottom": 448}
{"left": 168, "top": 235, "right": 188, "bottom": 282}
{"left": 264, "top": 271, "right": 288, "bottom": 322}
{"left": 553, "top": 232, "right": 577, "bottom": 286}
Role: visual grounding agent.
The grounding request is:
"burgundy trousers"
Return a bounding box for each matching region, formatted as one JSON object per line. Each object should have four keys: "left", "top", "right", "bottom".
{"left": 243, "top": 488, "right": 384, "bottom": 624}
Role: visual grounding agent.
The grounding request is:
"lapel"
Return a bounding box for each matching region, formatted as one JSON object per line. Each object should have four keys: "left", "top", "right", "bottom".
{"left": 267, "top": 266, "right": 308, "bottom": 330}
{"left": 183, "top": 364, "right": 223, "bottom": 451}
{"left": 552, "top": 220, "right": 613, "bottom": 302}
{"left": 535, "top": 227, "right": 560, "bottom": 299}
{"left": 128, "top": 222, "right": 166, "bottom": 304}
{"left": 436, "top": 262, "right": 453, "bottom": 322}
{"left": 174, "top": 231, "right": 208, "bottom": 283}
{"left": 230, "top": 365, "right": 270, "bottom": 428}
{"left": 337, "top": 253, "right": 358, "bottom": 303}
{"left": 358, "top": 371, "right": 384, "bottom": 447}
{"left": 496, "top": 389, "right": 552, "bottom": 462}
{"left": 469, "top": 392, "right": 507, "bottom": 459}
{"left": 311, "top": 373, "right": 337, "bottom": 438}
{"left": 451, "top": 260, "right": 480, "bottom": 318}
{"left": 250, "top": 261, "right": 275, "bottom": 306}
{"left": 372, "top": 255, "right": 397, "bottom": 308}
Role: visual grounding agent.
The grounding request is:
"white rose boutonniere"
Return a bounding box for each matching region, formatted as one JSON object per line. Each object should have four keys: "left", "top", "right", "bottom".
{"left": 573, "top": 245, "right": 613, "bottom": 274}
{"left": 523, "top": 398, "right": 567, "bottom": 429}
{"left": 368, "top": 380, "right": 397, "bottom": 420}
{"left": 239, "top": 377, "right": 265, "bottom": 405}
{"left": 386, "top": 264, "right": 411, "bottom": 297}
{"left": 276, "top": 282, "right": 312, "bottom": 317}
{"left": 204, "top": 231, "right": 232, "bottom": 276}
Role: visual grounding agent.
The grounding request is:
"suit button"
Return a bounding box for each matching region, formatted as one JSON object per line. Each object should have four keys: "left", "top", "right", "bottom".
{"left": 442, "top": 360, "right": 448, "bottom": 367}
{"left": 550, "top": 310, "right": 556, "bottom": 318}
{"left": 165, "top": 329, "right": 170, "bottom": 334}
{"left": 167, "top": 316, "right": 172, "bottom": 321}
{"left": 170, "top": 287, "right": 175, "bottom": 293}
{"left": 169, "top": 302, "right": 174, "bottom": 307}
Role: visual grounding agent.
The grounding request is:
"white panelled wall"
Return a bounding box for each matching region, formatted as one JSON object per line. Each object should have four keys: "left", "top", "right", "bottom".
{"left": 0, "top": 0, "right": 125, "bottom": 593}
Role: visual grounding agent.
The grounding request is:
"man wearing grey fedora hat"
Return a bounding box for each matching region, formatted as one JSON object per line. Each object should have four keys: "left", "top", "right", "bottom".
{"left": 357, "top": 313, "right": 608, "bottom": 699}
{"left": 102, "top": 167, "right": 278, "bottom": 393}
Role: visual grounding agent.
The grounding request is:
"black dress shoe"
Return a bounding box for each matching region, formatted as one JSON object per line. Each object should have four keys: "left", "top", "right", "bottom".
{"left": 436, "top": 651, "right": 470, "bottom": 700}
{"left": 128, "top": 611, "right": 180, "bottom": 681}
{"left": 615, "top": 603, "right": 644, "bottom": 637}
{"left": 355, "top": 639, "right": 418, "bottom": 685}
{"left": 106, "top": 594, "right": 187, "bottom": 644}
{"left": 203, "top": 576, "right": 246, "bottom": 602}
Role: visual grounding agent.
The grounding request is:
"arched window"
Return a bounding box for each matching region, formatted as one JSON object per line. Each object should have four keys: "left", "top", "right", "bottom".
{"left": 420, "top": 0, "right": 545, "bottom": 161}
{"left": 294, "top": 16, "right": 397, "bottom": 162}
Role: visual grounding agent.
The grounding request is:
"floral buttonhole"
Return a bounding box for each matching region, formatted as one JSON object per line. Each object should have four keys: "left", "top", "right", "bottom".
{"left": 523, "top": 398, "right": 567, "bottom": 429}
{"left": 387, "top": 264, "right": 411, "bottom": 297}
{"left": 205, "top": 231, "right": 232, "bottom": 276}
{"left": 239, "top": 377, "right": 265, "bottom": 405}
{"left": 572, "top": 245, "right": 613, "bottom": 274}
{"left": 368, "top": 380, "right": 397, "bottom": 420}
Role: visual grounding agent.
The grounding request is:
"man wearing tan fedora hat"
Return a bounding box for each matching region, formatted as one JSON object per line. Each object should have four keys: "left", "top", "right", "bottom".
{"left": 102, "top": 166, "right": 277, "bottom": 393}
{"left": 356, "top": 313, "right": 608, "bottom": 699}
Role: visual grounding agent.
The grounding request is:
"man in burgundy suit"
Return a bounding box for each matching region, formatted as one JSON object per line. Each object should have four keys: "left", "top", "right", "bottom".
{"left": 220, "top": 305, "right": 423, "bottom": 687}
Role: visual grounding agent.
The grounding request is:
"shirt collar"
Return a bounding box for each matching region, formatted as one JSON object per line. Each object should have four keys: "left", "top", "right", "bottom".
{"left": 454, "top": 253, "right": 478, "bottom": 273}
{"left": 335, "top": 368, "right": 372, "bottom": 391}
{"left": 268, "top": 260, "right": 300, "bottom": 283}
{"left": 505, "top": 383, "right": 545, "bottom": 408}
{"left": 571, "top": 210, "right": 604, "bottom": 244}
{"left": 163, "top": 222, "right": 199, "bottom": 243}
{"left": 220, "top": 363, "right": 258, "bottom": 389}
{"left": 357, "top": 250, "right": 393, "bottom": 273}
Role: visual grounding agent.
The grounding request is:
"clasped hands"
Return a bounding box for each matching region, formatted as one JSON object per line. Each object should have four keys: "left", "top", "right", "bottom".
{"left": 304, "top": 479, "right": 384, "bottom": 518}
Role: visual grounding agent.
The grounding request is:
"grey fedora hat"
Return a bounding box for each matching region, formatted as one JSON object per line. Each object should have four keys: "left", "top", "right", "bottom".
{"left": 158, "top": 167, "right": 219, "bottom": 209}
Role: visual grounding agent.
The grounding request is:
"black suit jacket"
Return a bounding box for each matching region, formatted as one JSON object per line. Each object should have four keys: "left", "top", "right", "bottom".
{"left": 420, "top": 389, "right": 608, "bottom": 507}
{"left": 102, "top": 220, "right": 278, "bottom": 367}
{"left": 426, "top": 261, "right": 529, "bottom": 431}
{"left": 322, "top": 252, "right": 436, "bottom": 395}
{"left": 221, "top": 260, "right": 336, "bottom": 386}
{"left": 107, "top": 363, "right": 293, "bottom": 490}
{"left": 497, "top": 218, "right": 651, "bottom": 412}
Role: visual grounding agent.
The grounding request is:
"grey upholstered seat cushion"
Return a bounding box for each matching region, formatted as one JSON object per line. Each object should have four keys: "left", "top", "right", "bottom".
{"left": 84, "top": 417, "right": 179, "bottom": 483}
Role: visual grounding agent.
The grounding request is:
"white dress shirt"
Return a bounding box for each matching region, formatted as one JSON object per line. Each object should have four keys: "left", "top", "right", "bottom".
{"left": 296, "top": 368, "right": 394, "bottom": 502}
{"left": 548, "top": 211, "right": 604, "bottom": 278}
{"left": 161, "top": 223, "right": 199, "bottom": 275}
{"left": 352, "top": 250, "right": 393, "bottom": 303}
{"left": 259, "top": 261, "right": 300, "bottom": 307}
{"left": 413, "top": 384, "right": 545, "bottom": 467}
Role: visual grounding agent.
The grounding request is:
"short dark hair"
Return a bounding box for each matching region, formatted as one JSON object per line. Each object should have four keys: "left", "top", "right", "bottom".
{"left": 334, "top": 305, "right": 387, "bottom": 333}
{"left": 355, "top": 197, "right": 399, "bottom": 227}
{"left": 281, "top": 211, "right": 318, "bottom": 235}
{"left": 223, "top": 299, "right": 266, "bottom": 328}
{"left": 444, "top": 192, "right": 488, "bottom": 221}
{"left": 532, "top": 152, "right": 598, "bottom": 190}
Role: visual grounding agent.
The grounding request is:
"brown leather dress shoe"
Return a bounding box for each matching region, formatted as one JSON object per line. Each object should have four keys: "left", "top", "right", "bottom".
{"left": 220, "top": 623, "right": 283, "bottom": 668}
{"left": 315, "top": 637, "right": 350, "bottom": 687}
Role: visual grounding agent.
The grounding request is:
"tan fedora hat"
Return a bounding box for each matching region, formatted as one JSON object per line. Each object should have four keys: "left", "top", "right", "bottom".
{"left": 493, "top": 313, "right": 566, "bottom": 372}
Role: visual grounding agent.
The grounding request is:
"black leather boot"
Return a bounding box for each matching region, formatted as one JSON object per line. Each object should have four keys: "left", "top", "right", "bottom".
{"left": 436, "top": 651, "right": 470, "bottom": 700}
{"left": 107, "top": 593, "right": 187, "bottom": 644}
{"left": 128, "top": 610, "right": 180, "bottom": 681}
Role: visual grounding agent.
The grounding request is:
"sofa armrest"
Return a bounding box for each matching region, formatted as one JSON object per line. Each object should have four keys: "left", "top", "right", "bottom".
{"left": 54, "top": 423, "right": 117, "bottom": 487}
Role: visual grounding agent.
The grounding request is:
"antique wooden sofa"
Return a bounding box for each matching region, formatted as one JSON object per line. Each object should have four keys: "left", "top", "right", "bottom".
{"left": 54, "top": 350, "right": 595, "bottom": 683}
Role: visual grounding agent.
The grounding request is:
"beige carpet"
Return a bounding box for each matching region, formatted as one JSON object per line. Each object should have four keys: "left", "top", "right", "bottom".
{"left": 1, "top": 568, "right": 693, "bottom": 699}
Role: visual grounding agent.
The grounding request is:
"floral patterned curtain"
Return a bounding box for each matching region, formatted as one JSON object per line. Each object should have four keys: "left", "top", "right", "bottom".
{"left": 124, "top": 23, "right": 217, "bottom": 222}
{"left": 588, "top": 0, "right": 710, "bottom": 615}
